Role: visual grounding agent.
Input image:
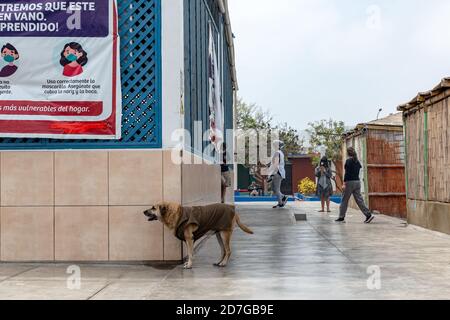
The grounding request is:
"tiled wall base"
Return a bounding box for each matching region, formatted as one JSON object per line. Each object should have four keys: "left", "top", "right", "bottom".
{"left": 0, "top": 150, "right": 181, "bottom": 262}
{"left": 0, "top": 149, "right": 231, "bottom": 262}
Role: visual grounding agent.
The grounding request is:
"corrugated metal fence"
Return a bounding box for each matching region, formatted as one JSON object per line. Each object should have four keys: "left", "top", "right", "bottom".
{"left": 0, "top": 0, "right": 162, "bottom": 150}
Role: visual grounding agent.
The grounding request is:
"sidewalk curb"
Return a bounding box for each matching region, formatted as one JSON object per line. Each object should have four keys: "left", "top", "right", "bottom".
{"left": 407, "top": 224, "right": 450, "bottom": 240}
{"left": 374, "top": 213, "right": 450, "bottom": 240}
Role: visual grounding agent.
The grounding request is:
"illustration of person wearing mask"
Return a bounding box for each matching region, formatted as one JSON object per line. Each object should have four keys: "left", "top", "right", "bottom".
{"left": 0, "top": 43, "right": 20, "bottom": 77}
{"left": 60, "top": 42, "right": 88, "bottom": 77}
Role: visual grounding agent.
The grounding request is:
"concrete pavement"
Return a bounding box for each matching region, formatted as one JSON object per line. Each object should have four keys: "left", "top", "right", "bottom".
{"left": 1, "top": 202, "right": 450, "bottom": 300}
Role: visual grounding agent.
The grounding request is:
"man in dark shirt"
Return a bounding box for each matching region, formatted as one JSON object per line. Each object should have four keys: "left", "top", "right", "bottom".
{"left": 336, "top": 147, "right": 374, "bottom": 224}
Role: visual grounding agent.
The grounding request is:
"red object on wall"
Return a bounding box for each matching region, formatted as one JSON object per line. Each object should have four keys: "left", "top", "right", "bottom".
{"left": 0, "top": 101, "right": 103, "bottom": 116}
{"left": 289, "top": 154, "right": 316, "bottom": 194}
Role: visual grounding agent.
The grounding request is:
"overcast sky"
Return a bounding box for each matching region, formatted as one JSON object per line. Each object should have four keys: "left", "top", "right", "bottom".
{"left": 227, "top": 0, "right": 450, "bottom": 129}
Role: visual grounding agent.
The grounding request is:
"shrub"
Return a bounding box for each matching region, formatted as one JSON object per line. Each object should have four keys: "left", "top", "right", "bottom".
{"left": 298, "top": 177, "right": 316, "bottom": 195}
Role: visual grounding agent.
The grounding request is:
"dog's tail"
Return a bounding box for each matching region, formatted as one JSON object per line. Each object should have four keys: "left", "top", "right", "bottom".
{"left": 235, "top": 214, "right": 254, "bottom": 235}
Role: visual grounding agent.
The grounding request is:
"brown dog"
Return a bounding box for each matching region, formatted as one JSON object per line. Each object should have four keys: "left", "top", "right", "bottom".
{"left": 144, "top": 203, "right": 253, "bottom": 269}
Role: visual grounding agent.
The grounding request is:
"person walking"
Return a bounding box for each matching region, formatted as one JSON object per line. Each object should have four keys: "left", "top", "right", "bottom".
{"left": 336, "top": 147, "right": 375, "bottom": 223}
{"left": 268, "top": 140, "right": 288, "bottom": 209}
{"left": 315, "top": 156, "right": 333, "bottom": 213}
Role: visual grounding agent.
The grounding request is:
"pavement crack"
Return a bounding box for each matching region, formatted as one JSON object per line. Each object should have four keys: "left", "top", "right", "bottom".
{"left": 0, "top": 266, "right": 38, "bottom": 284}
{"left": 86, "top": 269, "right": 131, "bottom": 300}
{"left": 307, "top": 221, "right": 357, "bottom": 265}
{"left": 86, "top": 282, "right": 113, "bottom": 300}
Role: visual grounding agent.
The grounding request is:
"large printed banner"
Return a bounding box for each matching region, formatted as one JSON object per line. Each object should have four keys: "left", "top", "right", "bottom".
{"left": 0, "top": 0, "right": 121, "bottom": 139}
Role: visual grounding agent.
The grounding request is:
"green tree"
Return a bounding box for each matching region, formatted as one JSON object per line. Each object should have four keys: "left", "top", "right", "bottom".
{"left": 276, "top": 122, "right": 304, "bottom": 156}
{"left": 236, "top": 98, "right": 272, "bottom": 131}
{"left": 236, "top": 98, "right": 304, "bottom": 192}
{"left": 306, "top": 119, "right": 346, "bottom": 188}
{"left": 307, "top": 119, "right": 345, "bottom": 163}
{"left": 236, "top": 98, "right": 304, "bottom": 163}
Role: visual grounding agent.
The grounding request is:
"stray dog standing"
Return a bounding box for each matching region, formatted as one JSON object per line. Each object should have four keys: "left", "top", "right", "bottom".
{"left": 144, "top": 203, "right": 253, "bottom": 269}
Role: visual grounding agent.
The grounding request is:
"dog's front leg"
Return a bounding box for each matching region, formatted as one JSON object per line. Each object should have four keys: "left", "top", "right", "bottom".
{"left": 184, "top": 227, "right": 196, "bottom": 269}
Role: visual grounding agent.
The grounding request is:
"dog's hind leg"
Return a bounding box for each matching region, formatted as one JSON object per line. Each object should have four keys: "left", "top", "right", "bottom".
{"left": 214, "top": 232, "right": 226, "bottom": 267}
{"left": 217, "top": 231, "right": 232, "bottom": 267}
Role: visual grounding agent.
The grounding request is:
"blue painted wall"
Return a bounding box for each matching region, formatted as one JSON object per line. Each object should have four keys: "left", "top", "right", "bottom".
{"left": 184, "top": 0, "right": 234, "bottom": 154}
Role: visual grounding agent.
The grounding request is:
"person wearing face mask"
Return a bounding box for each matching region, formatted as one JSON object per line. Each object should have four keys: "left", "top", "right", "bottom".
{"left": 267, "top": 140, "right": 288, "bottom": 209}
{"left": 315, "top": 156, "right": 333, "bottom": 213}
{"left": 60, "top": 42, "right": 89, "bottom": 77}
{"left": 0, "top": 43, "right": 20, "bottom": 77}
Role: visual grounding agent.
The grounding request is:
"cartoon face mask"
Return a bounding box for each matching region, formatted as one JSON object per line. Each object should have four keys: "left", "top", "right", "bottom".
{"left": 63, "top": 46, "right": 83, "bottom": 63}
{"left": 3, "top": 55, "right": 14, "bottom": 63}
{"left": 66, "top": 53, "right": 78, "bottom": 62}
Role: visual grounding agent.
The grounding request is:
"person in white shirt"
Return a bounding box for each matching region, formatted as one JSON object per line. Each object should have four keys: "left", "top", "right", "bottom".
{"left": 267, "top": 140, "right": 288, "bottom": 208}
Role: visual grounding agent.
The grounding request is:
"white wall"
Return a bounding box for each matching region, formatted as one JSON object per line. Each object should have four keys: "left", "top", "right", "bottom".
{"left": 161, "top": 0, "right": 185, "bottom": 149}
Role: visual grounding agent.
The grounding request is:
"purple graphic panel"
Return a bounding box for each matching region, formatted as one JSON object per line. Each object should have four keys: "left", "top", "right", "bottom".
{"left": 0, "top": 0, "right": 109, "bottom": 37}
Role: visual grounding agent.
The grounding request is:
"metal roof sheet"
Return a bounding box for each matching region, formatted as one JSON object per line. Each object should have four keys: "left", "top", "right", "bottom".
{"left": 343, "top": 113, "right": 403, "bottom": 139}
{"left": 367, "top": 112, "right": 403, "bottom": 127}
{"left": 398, "top": 77, "right": 450, "bottom": 112}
